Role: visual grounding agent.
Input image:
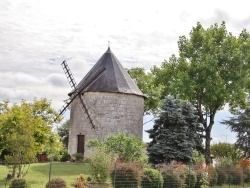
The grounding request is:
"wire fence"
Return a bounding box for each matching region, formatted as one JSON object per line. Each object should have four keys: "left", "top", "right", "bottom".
{"left": 1, "top": 162, "right": 250, "bottom": 188}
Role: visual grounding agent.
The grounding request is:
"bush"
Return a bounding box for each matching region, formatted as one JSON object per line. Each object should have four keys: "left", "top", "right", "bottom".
{"left": 73, "top": 153, "right": 84, "bottom": 163}
{"left": 226, "top": 167, "right": 243, "bottom": 185}
{"left": 71, "top": 174, "right": 89, "bottom": 188}
{"left": 110, "top": 162, "right": 142, "bottom": 188}
{"left": 161, "top": 165, "right": 184, "bottom": 188}
{"left": 45, "top": 177, "right": 67, "bottom": 188}
{"left": 243, "top": 167, "right": 250, "bottom": 183}
{"left": 59, "top": 149, "right": 71, "bottom": 162}
{"left": 185, "top": 169, "right": 197, "bottom": 188}
{"left": 141, "top": 168, "right": 163, "bottom": 188}
{"left": 207, "top": 166, "right": 218, "bottom": 186}
{"left": 216, "top": 168, "right": 228, "bottom": 185}
{"left": 88, "top": 148, "right": 114, "bottom": 183}
{"left": 9, "top": 178, "right": 30, "bottom": 188}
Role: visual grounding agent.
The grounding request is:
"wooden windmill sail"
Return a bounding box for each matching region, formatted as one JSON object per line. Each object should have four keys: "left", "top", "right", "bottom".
{"left": 59, "top": 60, "right": 106, "bottom": 129}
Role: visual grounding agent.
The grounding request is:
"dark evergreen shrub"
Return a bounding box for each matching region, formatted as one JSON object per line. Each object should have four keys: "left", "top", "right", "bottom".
{"left": 45, "top": 177, "right": 67, "bottom": 188}
{"left": 9, "top": 178, "right": 30, "bottom": 188}
{"left": 216, "top": 168, "right": 228, "bottom": 185}
{"left": 141, "top": 168, "right": 163, "bottom": 188}
{"left": 110, "top": 163, "right": 141, "bottom": 188}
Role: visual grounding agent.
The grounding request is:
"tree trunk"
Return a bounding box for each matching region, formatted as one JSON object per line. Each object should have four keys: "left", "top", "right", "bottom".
{"left": 205, "top": 127, "right": 211, "bottom": 164}
{"left": 204, "top": 112, "right": 215, "bottom": 165}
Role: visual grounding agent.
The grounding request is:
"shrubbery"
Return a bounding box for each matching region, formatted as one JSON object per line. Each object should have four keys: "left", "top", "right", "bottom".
{"left": 71, "top": 174, "right": 89, "bottom": 188}
{"left": 216, "top": 167, "right": 228, "bottom": 185}
{"left": 9, "top": 178, "right": 30, "bottom": 188}
{"left": 226, "top": 167, "right": 243, "bottom": 185}
{"left": 141, "top": 167, "right": 163, "bottom": 188}
{"left": 45, "top": 177, "right": 67, "bottom": 188}
{"left": 110, "top": 162, "right": 141, "bottom": 188}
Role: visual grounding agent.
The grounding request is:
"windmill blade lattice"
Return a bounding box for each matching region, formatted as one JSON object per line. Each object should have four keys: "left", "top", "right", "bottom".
{"left": 59, "top": 60, "right": 106, "bottom": 129}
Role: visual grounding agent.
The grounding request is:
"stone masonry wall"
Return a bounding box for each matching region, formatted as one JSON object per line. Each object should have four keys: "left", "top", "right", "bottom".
{"left": 68, "top": 91, "right": 144, "bottom": 156}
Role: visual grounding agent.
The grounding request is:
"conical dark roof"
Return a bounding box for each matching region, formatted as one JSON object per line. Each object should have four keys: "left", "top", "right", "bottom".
{"left": 76, "top": 47, "right": 145, "bottom": 97}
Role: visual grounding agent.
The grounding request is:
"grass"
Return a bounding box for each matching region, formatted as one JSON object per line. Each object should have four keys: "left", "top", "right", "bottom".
{"left": 0, "top": 162, "right": 91, "bottom": 188}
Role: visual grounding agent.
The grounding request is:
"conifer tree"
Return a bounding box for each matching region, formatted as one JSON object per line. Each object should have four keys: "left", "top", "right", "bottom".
{"left": 147, "top": 96, "right": 203, "bottom": 164}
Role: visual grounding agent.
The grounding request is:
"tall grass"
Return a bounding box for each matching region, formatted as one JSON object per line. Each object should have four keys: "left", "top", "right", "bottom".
{"left": 0, "top": 162, "right": 91, "bottom": 188}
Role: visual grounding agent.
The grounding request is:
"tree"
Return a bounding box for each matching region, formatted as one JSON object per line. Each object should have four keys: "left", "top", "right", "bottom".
{"left": 0, "top": 98, "right": 62, "bottom": 178}
{"left": 210, "top": 142, "right": 240, "bottom": 166}
{"left": 87, "top": 132, "right": 145, "bottom": 162}
{"left": 153, "top": 22, "right": 250, "bottom": 164}
{"left": 57, "top": 119, "right": 70, "bottom": 148}
{"left": 127, "top": 68, "right": 161, "bottom": 115}
{"left": 146, "top": 96, "right": 203, "bottom": 164}
{"left": 221, "top": 100, "right": 250, "bottom": 158}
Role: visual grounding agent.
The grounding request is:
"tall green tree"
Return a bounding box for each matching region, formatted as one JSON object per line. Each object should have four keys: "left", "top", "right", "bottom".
{"left": 0, "top": 98, "right": 62, "bottom": 178}
{"left": 146, "top": 96, "right": 203, "bottom": 164}
{"left": 153, "top": 22, "right": 250, "bottom": 164}
{"left": 128, "top": 68, "right": 161, "bottom": 115}
{"left": 221, "top": 99, "right": 250, "bottom": 158}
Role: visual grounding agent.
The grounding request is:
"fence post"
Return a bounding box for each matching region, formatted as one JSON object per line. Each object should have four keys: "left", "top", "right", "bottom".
{"left": 188, "top": 163, "right": 191, "bottom": 188}
{"left": 243, "top": 167, "right": 244, "bottom": 188}
{"left": 113, "top": 162, "right": 116, "bottom": 188}
{"left": 48, "top": 159, "right": 52, "bottom": 188}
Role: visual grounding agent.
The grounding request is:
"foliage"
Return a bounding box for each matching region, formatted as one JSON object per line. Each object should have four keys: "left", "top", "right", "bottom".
{"left": 127, "top": 67, "right": 162, "bottom": 115}
{"left": 141, "top": 167, "right": 163, "bottom": 188}
{"left": 243, "top": 167, "right": 250, "bottom": 183}
{"left": 221, "top": 102, "right": 250, "bottom": 158}
{"left": 226, "top": 167, "right": 243, "bottom": 185}
{"left": 152, "top": 22, "right": 250, "bottom": 163}
{"left": 0, "top": 98, "right": 62, "bottom": 178}
{"left": 207, "top": 166, "right": 218, "bottom": 186}
{"left": 211, "top": 142, "right": 241, "bottom": 166}
{"left": 87, "top": 148, "right": 114, "bottom": 183}
{"left": 45, "top": 177, "right": 67, "bottom": 188}
{"left": 147, "top": 96, "right": 203, "bottom": 164}
{"left": 160, "top": 162, "right": 188, "bottom": 188}
{"left": 55, "top": 149, "right": 70, "bottom": 162}
{"left": 71, "top": 174, "right": 88, "bottom": 188}
{"left": 110, "top": 162, "right": 142, "bottom": 188}
{"left": 57, "top": 119, "right": 70, "bottom": 148}
{"left": 73, "top": 153, "right": 83, "bottom": 163}
{"left": 87, "top": 133, "right": 145, "bottom": 163}
{"left": 185, "top": 169, "right": 197, "bottom": 188}
{"left": 192, "top": 149, "right": 205, "bottom": 165}
{"left": 9, "top": 178, "right": 30, "bottom": 188}
{"left": 216, "top": 168, "right": 228, "bottom": 185}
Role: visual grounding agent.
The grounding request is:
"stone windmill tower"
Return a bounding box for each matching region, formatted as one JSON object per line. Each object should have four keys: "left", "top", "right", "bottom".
{"left": 61, "top": 47, "right": 145, "bottom": 156}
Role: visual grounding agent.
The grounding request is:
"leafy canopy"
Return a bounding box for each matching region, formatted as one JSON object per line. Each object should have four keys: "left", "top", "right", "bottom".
{"left": 0, "top": 98, "right": 62, "bottom": 178}
{"left": 152, "top": 22, "right": 250, "bottom": 163}
{"left": 128, "top": 67, "right": 161, "bottom": 115}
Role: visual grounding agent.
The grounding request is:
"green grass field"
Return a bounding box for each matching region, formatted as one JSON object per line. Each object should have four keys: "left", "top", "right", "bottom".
{"left": 0, "top": 162, "right": 91, "bottom": 188}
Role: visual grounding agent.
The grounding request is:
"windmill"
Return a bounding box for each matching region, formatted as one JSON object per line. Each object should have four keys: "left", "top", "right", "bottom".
{"left": 58, "top": 60, "right": 106, "bottom": 129}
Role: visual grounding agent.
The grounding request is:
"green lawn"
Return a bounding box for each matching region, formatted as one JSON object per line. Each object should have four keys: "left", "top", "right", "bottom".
{"left": 0, "top": 162, "right": 91, "bottom": 188}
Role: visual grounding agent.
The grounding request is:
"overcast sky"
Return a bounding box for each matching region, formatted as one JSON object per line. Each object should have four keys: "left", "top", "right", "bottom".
{"left": 1, "top": 0, "right": 249, "bottom": 143}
